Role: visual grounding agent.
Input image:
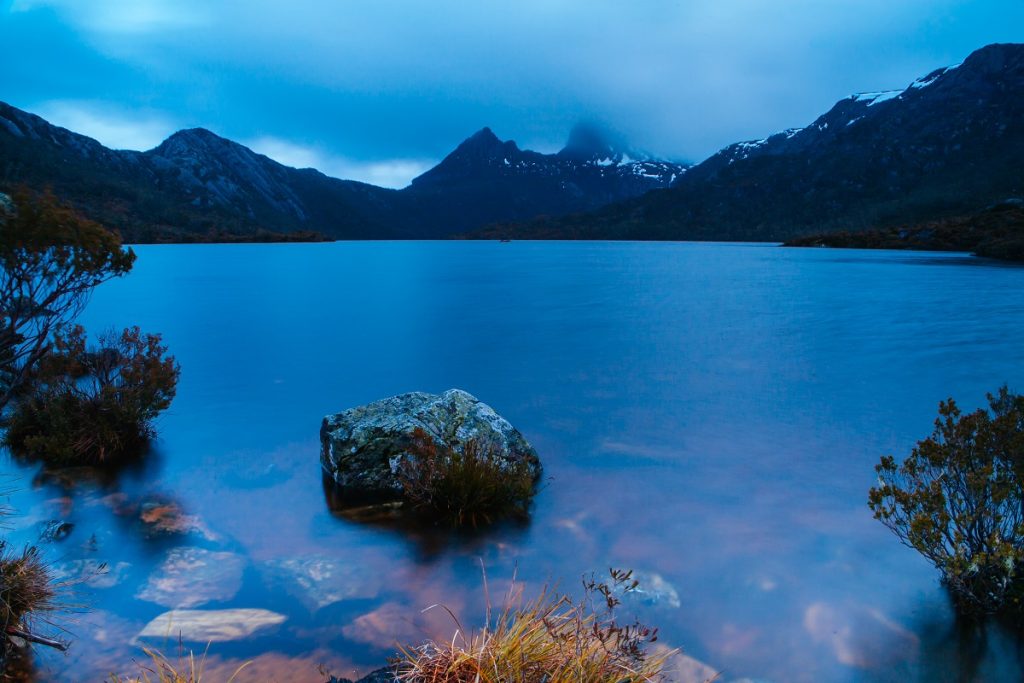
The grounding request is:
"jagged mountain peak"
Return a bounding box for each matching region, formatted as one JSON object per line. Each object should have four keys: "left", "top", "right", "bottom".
{"left": 466, "top": 126, "right": 500, "bottom": 144}
{"left": 452, "top": 126, "right": 519, "bottom": 157}
{"left": 409, "top": 127, "right": 523, "bottom": 187}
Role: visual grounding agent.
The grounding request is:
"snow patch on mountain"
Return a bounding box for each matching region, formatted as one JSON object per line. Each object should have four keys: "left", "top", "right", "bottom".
{"left": 910, "top": 63, "right": 960, "bottom": 90}
{"left": 853, "top": 90, "right": 902, "bottom": 106}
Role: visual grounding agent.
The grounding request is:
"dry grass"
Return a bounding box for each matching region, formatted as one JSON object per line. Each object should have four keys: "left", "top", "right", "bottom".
{"left": 0, "top": 542, "right": 70, "bottom": 678}
{"left": 109, "top": 645, "right": 252, "bottom": 683}
{"left": 0, "top": 545, "right": 57, "bottom": 630}
{"left": 398, "top": 569, "right": 673, "bottom": 683}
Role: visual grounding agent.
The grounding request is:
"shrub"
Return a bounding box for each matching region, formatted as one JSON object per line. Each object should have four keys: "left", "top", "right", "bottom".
{"left": 398, "top": 569, "right": 673, "bottom": 683}
{"left": 868, "top": 387, "right": 1024, "bottom": 617}
{"left": 0, "top": 189, "right": 134, "bottom": 412}
{"left": 397, "top": 427, "right": 537, "bottom": 527}
{"left": 4, "top": 325, "right": 179, "bottom": 465}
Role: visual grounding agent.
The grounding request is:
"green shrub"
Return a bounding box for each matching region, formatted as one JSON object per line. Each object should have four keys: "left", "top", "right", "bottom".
{"left": 397, "top": 427, "right": 537, "bottom": 527}
{"left": 868, "top": 387, "right": 1024, "bottom": 617}
{"left": 4, "top": 325, "right": 179, "bottom": 465}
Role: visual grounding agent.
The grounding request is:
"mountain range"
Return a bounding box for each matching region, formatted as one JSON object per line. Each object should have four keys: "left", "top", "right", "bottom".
{"left": 0, "top": 107, "right": 685, "bottom": 241}
{"left": 485, "top": 43, "right": 1023, "bottom": 241}
{"left": 1, "top": 43, "right": 1022, "bottom": 243}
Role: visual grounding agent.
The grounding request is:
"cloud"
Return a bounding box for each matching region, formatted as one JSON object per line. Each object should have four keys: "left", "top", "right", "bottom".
{"left": 16, "top": 99, "right": 434, "bottom": 187}
{"left": 244, "top": 136, "right": 434, "bottom": 189}
{"left": 7, "top": 0, "right": 1023, "bottom": 167}
{"left": 12, "top": 0, "right": 210, "bottom": 34}
{"left": 32, "top": 100, "right": 176, "bottom": 151}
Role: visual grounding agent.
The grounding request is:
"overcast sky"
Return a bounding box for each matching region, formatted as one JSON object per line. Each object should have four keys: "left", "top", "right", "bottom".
{"left": 3, "top": 0, "right": 1022, "bottom": 187}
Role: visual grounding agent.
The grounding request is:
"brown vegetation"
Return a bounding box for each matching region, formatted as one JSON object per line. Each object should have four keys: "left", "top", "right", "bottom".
{"left": 785, "top": 203, "right": 1024, "bottom": 261}
{"left": 397, "top": 428, "right": 537, "bottom": 527}
{"left": 4, "top": 324, "right": 179, "bottom": 465}
{"left": 0, "top": 544, "right": 64, "bottom": 671}
{"left": 398, "top": 569, "right": 673, "bottom": 683}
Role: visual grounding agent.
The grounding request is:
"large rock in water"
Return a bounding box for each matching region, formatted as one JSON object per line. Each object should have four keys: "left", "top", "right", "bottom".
{"left": 320, "top": 389, "right": 541, "bottom": 500}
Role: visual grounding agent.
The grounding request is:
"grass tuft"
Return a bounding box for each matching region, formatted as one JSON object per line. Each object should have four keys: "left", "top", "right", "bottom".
{"left": 109, "top": 645, "right": 252, "bottom": 683}
{"left": 0, "top": 543, "right": 66, "bottom": 673}
{"left": 398, "top": 568, "right": 673, "bottom": 683}
{"left": 0, "top": 545, "right": 56, "bottom": 630}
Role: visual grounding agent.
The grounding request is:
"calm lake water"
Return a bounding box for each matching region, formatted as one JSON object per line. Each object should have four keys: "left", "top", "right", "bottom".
{"left": 4, "top": 241, "right": 1024, "bottom": 682}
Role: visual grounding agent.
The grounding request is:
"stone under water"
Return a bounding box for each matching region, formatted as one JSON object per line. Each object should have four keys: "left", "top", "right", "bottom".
{"left": 136, "top": 608, "right": 287, "bottom": 643}
{"left": 136, "top": 547, "right": 246, "bottom": 608}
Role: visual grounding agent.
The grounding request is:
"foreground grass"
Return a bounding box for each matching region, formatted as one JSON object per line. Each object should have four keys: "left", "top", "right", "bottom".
{"left": 397, "top": 569, "right": 673, "bottom": 683}
{"left": 109, "top": 647, "right": 251, "bottom": 683}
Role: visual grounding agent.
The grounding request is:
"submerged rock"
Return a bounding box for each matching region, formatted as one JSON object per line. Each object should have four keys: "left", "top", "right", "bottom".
{"left": 627, "top": 571, "right": 681, "bottom": 609}
{"left": 138, "top": 497, "right": 218, "bottom": 541}
{"left": 36, "top": 519, "right": 74, "bottom": 543}
{"left": 341, "top": 602, "right": 421, "bottom": 647}
{"left": 328, "top": 669, "right": 397, "bottom": 683}
{"left": 320, "top": 389, "right": 541, "bottom": 500}
{"left": 51, "top": 559, "right": 131, "bottom": 589}
{"left": 803, "top": 600, "right": 919, "bottom": 668}
{"left": 666, "top": 651, "right": 720, "bottom": 683}
{"left": 600, "top": 569, "right": 681, "bottom": 609}
{"left": 136, "top": 547, "right": 246, "bottom": 608}
{"left": 136, "top": 608, "right": 286, "bottom": 642}
{"left": 261, "top": 555, "right": 382, "bottom": 611}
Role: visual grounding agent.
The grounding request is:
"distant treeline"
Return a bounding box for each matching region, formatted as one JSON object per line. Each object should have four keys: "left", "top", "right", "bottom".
{"left": 784, "top": 203, "right": 1024, "bottom": 262}
{"left": 140, "top": 228, "right": 334, "bottom": 244}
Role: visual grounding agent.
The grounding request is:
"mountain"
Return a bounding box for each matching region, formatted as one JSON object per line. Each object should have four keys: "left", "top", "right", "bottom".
{"left": 483, "top": 43, "right": 1024, "bottom": 242}
{"left": 0, "top": 106, "right": 686, "bottom": 241}
{"left": 403, "top": 124, "right": 686, "bottom": 235}
{"left": 0, "top": 104, "right": 409, "bottom": 240}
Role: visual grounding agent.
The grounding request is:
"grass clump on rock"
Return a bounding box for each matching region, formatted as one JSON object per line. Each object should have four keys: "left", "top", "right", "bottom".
{"left": 398, "top": 427, "right": 537, "bottom": 527}
{"left": 869, "top": 386, "right": 1024, "bottom": 618}
{"left": 398, "top": 569, "right": 672, "bottom": 683}
{"left": 4, "top": 324, "right": 179, "bottom": 466}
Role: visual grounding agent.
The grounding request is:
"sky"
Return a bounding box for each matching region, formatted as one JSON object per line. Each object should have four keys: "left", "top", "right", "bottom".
{"left": 2, "top": 1, "right": 1022, "bottom": 188}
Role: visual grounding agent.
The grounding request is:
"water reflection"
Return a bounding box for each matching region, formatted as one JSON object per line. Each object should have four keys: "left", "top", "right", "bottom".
{"left": 321, "top": 473, "right": 532, "bottom": 562}
{"left": 20, "top": 444, "right": 164, "bottom": 493}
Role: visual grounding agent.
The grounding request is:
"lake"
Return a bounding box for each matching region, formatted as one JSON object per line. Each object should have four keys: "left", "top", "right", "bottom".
{"left": 5, "top": 241, "right": 1024, "bottom": 682}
